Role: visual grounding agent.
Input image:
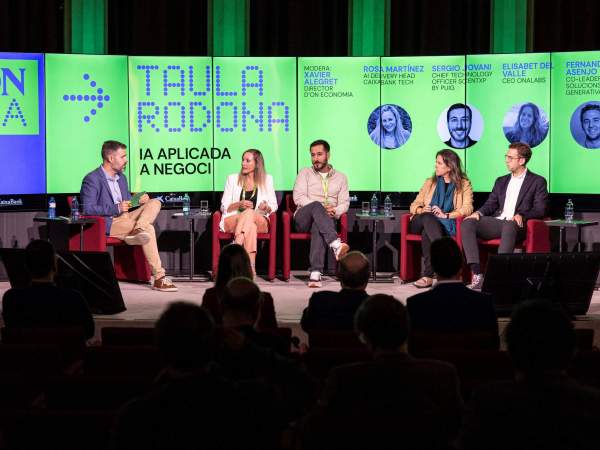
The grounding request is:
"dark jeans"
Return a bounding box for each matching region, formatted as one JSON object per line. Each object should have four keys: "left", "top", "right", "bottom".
{"left": 294, "top": 202, "right": 339, "bottom": 273}
{"left": 461, "top": 216, "right": 525, "bottom": 265}
{"left": 409, "top": 213, "right": 447, "bottom": 278}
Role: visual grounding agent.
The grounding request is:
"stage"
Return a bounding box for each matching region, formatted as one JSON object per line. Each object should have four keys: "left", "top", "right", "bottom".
{"left": 1, "top": 275, "right": 600, "bottom": 347}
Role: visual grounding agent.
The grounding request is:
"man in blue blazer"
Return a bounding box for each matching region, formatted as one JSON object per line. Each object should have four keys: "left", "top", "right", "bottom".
{"left": 80, "top": 140, "right": 177, "bottom": 292}
{"left": 461, "top": 142, "right": 548, "bottom": 289}
{"left": 407, "top": 237, "right": 498, "bottom": 341}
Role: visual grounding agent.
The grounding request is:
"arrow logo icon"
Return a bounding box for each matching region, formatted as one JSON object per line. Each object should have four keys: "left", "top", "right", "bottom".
{"left": 62, "top": 73, "right": 111, "bottom": 123}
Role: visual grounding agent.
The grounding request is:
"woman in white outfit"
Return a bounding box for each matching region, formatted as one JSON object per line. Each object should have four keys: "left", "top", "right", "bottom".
{"left": 220, "top": 149, "right": 278, "bottom": 274}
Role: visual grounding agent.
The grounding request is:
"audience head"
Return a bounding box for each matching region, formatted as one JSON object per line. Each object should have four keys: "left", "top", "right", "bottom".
{"left": 337, "top": 251, "right": 370, "bottom": 290}
{"left": 430, "top": 237, "right": 462, "bottom": 280}
{"left": 354, "top": 294, "right": 408, "bottom": 352}
{"left": 221, "top": 277, "right": 261, "bottom": 325}
{"left": 25, "top": 239, "right": 57, "bottom": 280}
{"left": 215, "top": 244, "right": 253, "bottom": 290}
{"left": 155, "top": 302, "right": 216, "bottom": 370}
{"left": 505, "top": 299, "right": 576, "bottom": 376}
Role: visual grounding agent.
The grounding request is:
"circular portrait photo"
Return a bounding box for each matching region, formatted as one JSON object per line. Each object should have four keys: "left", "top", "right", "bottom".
{"left": 367, "top": 104, "right": 412, "bottom": 149}
{"left": 437, "top": 103, "right": 483, "bottom": 149}
{"left": 570, "top": 101, "right": 600, "bottom": 149}
{"left": 502, "top": 102, "right": 549, "bottom": 148}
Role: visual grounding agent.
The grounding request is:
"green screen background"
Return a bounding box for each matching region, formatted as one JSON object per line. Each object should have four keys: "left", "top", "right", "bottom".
{"left": 213, "top": 57, "right": 297, "bottom": 191}
{"left": 380, "top": 56, "right": 466, "bottom": 192}
{"left": 466, "top": 53, "right": 551, "bottom": 191}
{"left": 37, "top": 53, "right": 600, "bottom": 195}
{"left": 550, "top": 51, "right": 600, "bottom": 193}
{"left": 128, "top": 56, "right": 214, "bottom": 192}
{"left": 298, "top": 57, "right": 381, "bottom": 191}
{"left": 45, "top": 54, "right": 129, "bottom": 193}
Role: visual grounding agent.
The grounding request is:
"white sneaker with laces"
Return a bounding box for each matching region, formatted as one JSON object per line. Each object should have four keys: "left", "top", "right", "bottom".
{"left": 468, "top": 273, "right": 484, "bottom": 290}
{"left": 308, "top": 271, "right": 322, "bottom": 288}
{"left": 332, "top": 242, "right": 350, "bottom": 261}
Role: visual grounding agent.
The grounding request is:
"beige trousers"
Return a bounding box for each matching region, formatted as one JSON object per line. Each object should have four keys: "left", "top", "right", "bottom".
{"left": 224, "top": 209, "right": 269, "bottom": 266}
{"left": 109, "top": 199, "right": 165, "bottom": 279}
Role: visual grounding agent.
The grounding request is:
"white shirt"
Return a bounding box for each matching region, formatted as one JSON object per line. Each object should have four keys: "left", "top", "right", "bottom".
{"left": 497, "top": 169, "right": 527, "bottom": 220}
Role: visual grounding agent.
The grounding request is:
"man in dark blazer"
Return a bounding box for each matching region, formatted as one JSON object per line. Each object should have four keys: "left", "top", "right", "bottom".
{"left": 299, "top": 294, "right": 463, "bottom": 450}
{"left": 81, "top": 140, "right": 176, "bottom": 292}
{"left": 2, "top": 240, "right": 95, "bottom": 339}
{"left": 300, "top": 251, "right": 370, "bottom": 332}
{"left": 407, "top": 238, "right": 498, "bottom": 346}
{"left": 461, "top": 141, "right": 548, "bottom": 289}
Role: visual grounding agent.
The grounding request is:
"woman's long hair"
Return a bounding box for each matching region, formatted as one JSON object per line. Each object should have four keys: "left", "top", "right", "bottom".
{"left": 430, "top": 149, "right": 468, "bottom": 192}
{"left": 370, "top": 105, "right": 409, "bottom": 147}
{"left": 238, "top": 149, "right": 266, "bottom": 190}
{"left": 214, "top": 244, "right": 253, "bottom": 291}
{"left": 510, "top": 103, "right": 546, "bottom": 146}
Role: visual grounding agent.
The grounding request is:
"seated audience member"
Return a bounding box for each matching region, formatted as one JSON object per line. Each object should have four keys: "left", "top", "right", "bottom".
{"left": 222, "top": 277, "right": 289, "bottom": 354}
{"left": 219, "top": 279, "right": 318, "bottom": 421}
{"left": 2, "top": 240, "right": 95, "bottom": 339}
{"left": 300, "top": 251, "right": 370, "bottom": 332}
{"left": 407, "top": 237, "right": 498, "bottom": 338}
{"left": 110, "top": 302, "right": 277, "bottom": 450}
{"left": 299, "top": 294, "right": 463, "bottom": 450}
{"left": 459, "top": 300, "right": 600, "bottom": 450}
{"left": 202, "top": 244, "right": 276, "bottom": 329}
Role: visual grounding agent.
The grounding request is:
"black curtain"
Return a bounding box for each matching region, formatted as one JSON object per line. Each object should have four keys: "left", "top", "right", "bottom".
{"left": 107, "top": 0, "right": 208, "bottom": 55}
{"left": 0, "top": 0, "right": 64, "bottom": 53}
{"left": 250, "top": 0, "right": 348, "bottom": 56}
{"left": 390, "top": 0, "right": 491, "bottom": 56}
{"left": 532, "top": 0, "right": 600, "bottom": 52}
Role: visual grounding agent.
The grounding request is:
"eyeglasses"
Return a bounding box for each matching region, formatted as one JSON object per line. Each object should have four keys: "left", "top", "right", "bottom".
{"left": 505, "top": 154, "right": 522, "bottom": 160}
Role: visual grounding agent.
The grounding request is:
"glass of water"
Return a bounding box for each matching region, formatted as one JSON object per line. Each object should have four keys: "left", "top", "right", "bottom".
{"left": 361, "top": 201, "right": 370, "bottom": 216}
{"left": 200, "top": 200, "right": 209, "bottom": 216}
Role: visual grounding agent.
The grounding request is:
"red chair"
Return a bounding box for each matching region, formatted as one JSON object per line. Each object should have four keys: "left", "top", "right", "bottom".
{"left": 400, "top": 213, "right": 464, "bottom": 283}
{"left": 66, "top": 196, "right": 151, "bottom": 283}
{"left": 211, "top": 210, "right": 277, "bottom": 280}
{"left": 476, "top": 218, "right": 550, "bottom": 272}
{"left": 281, "top": 194, "right": 348, "bottom": 281}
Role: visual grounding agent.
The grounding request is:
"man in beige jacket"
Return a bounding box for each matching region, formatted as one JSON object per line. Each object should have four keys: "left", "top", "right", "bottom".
{"left": 293, "top": 139, "right": 350, "bottom": 287}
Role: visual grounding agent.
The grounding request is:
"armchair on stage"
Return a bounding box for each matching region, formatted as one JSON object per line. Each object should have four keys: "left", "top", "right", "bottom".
{"left": 282, "top": 194, "right": 348, "bottom": 281}
{"left": 66, "top": 197, "right": 151, "bottom": 283}
{"left": 400, "top": 214, "right": 550, "bottom": 282}
{"left": 211, "top": 211, "right": 277, "bottom": 281}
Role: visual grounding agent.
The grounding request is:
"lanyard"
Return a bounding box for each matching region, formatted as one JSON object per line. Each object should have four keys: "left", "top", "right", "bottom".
{"left": 240, "top": 183, "right": 257, "bottom": 201}
{"left": 321, "top": 175, "right": 329, "bottom": 205}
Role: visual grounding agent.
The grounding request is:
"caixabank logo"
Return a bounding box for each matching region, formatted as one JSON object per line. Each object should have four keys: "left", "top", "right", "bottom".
{"left": 0, "top": 58, "right": 39, "bottom": 135}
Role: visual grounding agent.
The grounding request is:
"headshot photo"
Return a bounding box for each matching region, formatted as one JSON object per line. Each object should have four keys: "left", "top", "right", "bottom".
{"left": 570, "top": 102, "right": 600, "bottom": 149}
{"left": 502, "top": 102, "right": 549, "bottom": 148}
{"left": 437, "top": 103, "right": 483, "bottom": 149}
{"left": 367, "top": 104, "right": 412, "bottom": 149}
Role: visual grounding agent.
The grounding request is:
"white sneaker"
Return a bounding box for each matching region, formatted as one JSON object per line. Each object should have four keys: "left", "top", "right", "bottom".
{"left": 333, "top": 242, "right": 350, "bottom": 261}
{"left": 308, "top": 271, "right": 322, "bottom": 288}
{"left": 468, "top": 273, "right": 484, "bottom": 290}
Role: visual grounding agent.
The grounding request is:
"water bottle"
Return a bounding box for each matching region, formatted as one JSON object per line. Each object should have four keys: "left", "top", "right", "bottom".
{"left": 183, "top": 193, "right": 191, "bottom": 217}
{"left": 370, "top": 193, "right": 378, "bottom": 216}
{"left": 70, "top": 196, "right": 80, "bottom": 221}
{"left": 48, "top": 196, "right": 56, "bottom": 219}
{"left": 384, "top": 194, "right": 392, "bottom": 217}
{"left": 565, "top": 199, "right": 574, "bottom": 222}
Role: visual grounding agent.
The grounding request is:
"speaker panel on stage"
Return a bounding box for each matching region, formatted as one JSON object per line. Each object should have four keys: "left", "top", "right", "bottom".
{"left": 0, "top": 248, "right": 126, "bottom": 315}
{"left": 482, "top": 252, "right": 600, "bottom": 317}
